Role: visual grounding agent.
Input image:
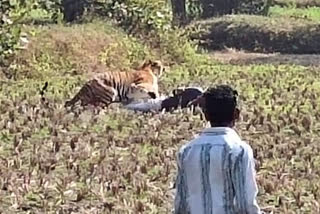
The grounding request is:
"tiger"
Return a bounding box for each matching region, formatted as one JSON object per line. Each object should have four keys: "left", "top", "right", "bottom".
{"left": 64, "top": 59, "right": 165, "bottom": 108}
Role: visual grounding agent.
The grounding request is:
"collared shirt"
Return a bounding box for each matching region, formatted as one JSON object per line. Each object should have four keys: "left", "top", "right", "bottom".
{"left": 174, "top": 127, "right": 261, "bottom": 214}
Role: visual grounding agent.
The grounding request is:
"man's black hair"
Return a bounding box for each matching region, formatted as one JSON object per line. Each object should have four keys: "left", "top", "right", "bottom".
{"left": 203, "top": 84, "right": 238, "bottom": 124}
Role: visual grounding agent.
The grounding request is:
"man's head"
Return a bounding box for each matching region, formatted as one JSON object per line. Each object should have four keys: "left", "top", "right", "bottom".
{"left": 202, "top": 85, "right": 239, "bottom": 127}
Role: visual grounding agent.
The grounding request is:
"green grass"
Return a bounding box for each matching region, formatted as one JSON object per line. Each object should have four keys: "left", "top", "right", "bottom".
{"left": 269, "top": 5, "right": 320, "bottom": 21}
{"left": 273, "top": 0, "right": 320, "bottom": 8}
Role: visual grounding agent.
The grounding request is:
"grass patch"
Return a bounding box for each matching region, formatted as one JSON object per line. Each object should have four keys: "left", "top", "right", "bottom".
{"left": 187, "top": 14, "right": 320, "bottom": 54}
{"left": 12, "top": 20, "right": 155, "bottom": 80}
{"left": 10, "top": 18, "right": 204, "bottom": 82}
{"left": 273, "top": 0, "right": 320, "bottom": 8}
{"left": 269, "top": 5, "right": 320, "bottom": 21}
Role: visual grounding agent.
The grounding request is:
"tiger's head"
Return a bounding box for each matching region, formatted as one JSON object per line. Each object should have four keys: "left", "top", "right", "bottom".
{"left": 132, "top": 59, "right": 165, "bottom": 99}
{"left": 139, "top": 59, "right": 165, "bottom": 78}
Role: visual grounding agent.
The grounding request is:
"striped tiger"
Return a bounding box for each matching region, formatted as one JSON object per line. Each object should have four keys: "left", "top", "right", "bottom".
{"left": 64, "top": 59, "right": 164, "bottom": 108}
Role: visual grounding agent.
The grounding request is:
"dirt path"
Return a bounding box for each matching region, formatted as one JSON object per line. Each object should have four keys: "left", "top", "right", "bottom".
{"left": 208, "top": 49, "right": 320, "bottom": 67}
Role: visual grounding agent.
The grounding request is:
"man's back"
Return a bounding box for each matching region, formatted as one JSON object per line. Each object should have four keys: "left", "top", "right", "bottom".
{"left": 174, "top": 127, "right": 261, "bottom": 214}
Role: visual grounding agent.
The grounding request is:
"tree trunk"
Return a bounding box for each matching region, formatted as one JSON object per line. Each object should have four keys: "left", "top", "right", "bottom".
{"left": 171, "top": 0, "right": 187, "bottom": 27}
{"left": 200, "top": 0, "right": 214, "bottom": 18}
{"left": 62, "top": 0, "right": 86, "bottom": 22}
{"left": 200, "top": 0, "right": 238, "bottom": 18}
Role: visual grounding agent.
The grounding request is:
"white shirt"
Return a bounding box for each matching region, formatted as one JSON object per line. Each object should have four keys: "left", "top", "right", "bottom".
{"left": 174, "top": 127, "right": 261, "bottom": 214}
{"left": 123, "top": 96, "right": 166, "bottom": 112}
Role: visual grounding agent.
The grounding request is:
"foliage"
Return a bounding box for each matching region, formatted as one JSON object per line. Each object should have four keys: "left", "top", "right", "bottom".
{"left": 187, "top": 14, "right": 320, "bottom": 54}
{"left": 12, "top": 21, "right": 157, "bottom": 80}
{"left": 12, "top": 20, "right": 205, "bottom": 81}
{"left": 0, "top": 0, "right": 31, "bottom": 67}
{"left": 30, "top": 0, "right": 62, "bottom": 23}
{"left": 183, "top": 0, "right": 270, "bottom": 19}
{"left": 237, "top": 0, "right": 271, "bottom": 15}
{"left": 186, "top": 0, "right": 203, "bottom": 20}
{"left": 79, "top": 0, "right": 172, "bottom": 36}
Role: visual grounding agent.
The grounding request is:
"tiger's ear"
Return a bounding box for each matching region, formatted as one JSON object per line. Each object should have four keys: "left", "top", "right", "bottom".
{"left": 154, "top": 60, "right": 165, "bottom": 78}
{"left": 141, "top": 59, "right": 152, "bottom": 69}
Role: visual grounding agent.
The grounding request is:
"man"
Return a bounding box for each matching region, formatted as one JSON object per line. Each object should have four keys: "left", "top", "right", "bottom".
{"left": 123, "top": 86, "right": 204, "bottom": 113}
{"left": 174, "top": 85, "right": 261, "bottom": 214}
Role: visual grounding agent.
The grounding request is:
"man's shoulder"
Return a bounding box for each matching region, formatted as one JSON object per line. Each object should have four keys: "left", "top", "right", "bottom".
{"left": 227, "top": 139, "right": 255, "bottom": 163}
{"left": 226, "top": 136, "right": 254, "bottom": 156}
{"left": 177, "top": 133, "right": 203, "bottom": 153}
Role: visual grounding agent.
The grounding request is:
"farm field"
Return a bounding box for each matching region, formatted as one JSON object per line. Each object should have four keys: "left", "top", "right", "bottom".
{"left": 1, "top": 2, "right": 320, "bottom": 214}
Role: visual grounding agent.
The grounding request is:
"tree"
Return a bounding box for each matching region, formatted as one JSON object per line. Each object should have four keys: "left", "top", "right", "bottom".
{"left": 171, "top": 0, "right": 187, "bottom": 26}
{"left": 200, "top": 0, "right": 240, "bottom": 18}
{"left": 61, "top": 0, "right": 86, "bottom": 22}
{"left": 200, "top": 0, "right": 214, "bottom": 18}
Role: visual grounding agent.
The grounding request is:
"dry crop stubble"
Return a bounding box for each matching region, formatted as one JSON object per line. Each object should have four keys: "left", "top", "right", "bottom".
{"left": 1, "top": 63, "right": 320, "bottom": 213}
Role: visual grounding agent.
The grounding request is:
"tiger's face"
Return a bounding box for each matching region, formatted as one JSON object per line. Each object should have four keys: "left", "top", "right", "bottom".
{"left": 132, "top": 59, "right": 165, "bottom": 100}
{"left": 140, "top": 59, "right": 165, "bottom": 78}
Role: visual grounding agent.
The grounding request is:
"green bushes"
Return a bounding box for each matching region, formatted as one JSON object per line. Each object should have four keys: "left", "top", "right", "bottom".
{"left": 0, "top": 0, "right": 28, "bottom": 65}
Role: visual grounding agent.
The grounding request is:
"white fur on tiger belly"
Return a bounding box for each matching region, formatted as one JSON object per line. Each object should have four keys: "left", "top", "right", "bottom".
{"left": 123, "top": 95, "right": 167, "bottom": 112}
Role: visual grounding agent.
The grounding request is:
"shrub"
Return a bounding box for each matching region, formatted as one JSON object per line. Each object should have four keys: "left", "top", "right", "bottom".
{"left": 93, "top": 0, "right": 172, "bottom": 35}
{"left": 0, "top": 0, "right": 32, "bottom": 79}
{"left": 237, "top": 0, "right": 271, "bottom": 15}
{"left": 187, "top": 0, "right": 270, "bottom": 18}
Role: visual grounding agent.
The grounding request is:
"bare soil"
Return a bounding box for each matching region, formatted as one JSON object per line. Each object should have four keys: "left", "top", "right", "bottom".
{"left": 208, "top": 48, "right": 320, "bottom": 66}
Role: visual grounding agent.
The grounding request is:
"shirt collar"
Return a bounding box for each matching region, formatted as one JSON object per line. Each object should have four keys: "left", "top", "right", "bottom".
{"left": 201, "top": 127, "right": 239, "bottom": 137}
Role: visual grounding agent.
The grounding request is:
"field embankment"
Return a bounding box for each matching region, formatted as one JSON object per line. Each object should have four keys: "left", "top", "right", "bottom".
{"left": 208, "top": 48, "right": 320, "bottom": 66}
{"left": 187, "top": 14, "right": 320, "bottom": 54}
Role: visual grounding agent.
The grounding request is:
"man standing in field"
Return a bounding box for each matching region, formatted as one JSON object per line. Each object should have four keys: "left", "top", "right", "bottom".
{"left": 174, "top": 85, "right": 261, "bottom": 214}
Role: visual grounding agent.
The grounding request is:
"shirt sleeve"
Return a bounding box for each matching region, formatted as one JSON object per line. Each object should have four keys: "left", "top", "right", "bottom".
{"left": 233, "top": 144, "right": 261, "bottom": 214}
{"left": 123, "top": 99, "right": 163, "bottom": 112}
